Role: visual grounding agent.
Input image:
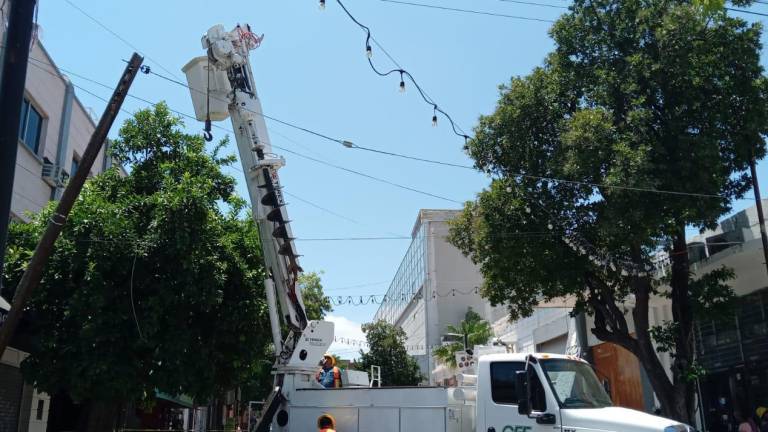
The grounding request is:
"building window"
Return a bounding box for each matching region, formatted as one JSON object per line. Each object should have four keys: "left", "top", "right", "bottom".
{"left": 71, "top": 156, "right": 80, "bottom": 176}
{"left": 18, "top": 98, "right": 43, "bottom": 154}
{"left": 36, "top": 399, "right": 44, "bottom": 420}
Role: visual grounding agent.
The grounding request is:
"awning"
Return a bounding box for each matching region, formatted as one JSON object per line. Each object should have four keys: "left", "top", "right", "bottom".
{"left": 155, "top": 391, "right": 194, "bottom": 408}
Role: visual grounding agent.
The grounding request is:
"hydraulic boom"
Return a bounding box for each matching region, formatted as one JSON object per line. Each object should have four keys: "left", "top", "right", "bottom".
{"left": 183, "top": 24, "right": 334, "bottom": 431}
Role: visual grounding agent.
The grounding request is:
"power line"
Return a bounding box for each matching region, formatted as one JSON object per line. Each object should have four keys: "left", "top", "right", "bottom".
{"left": 379, "top": 0, "right": 557, "bottom": 22}
{"left": 29, "top": 57, "right": 758, "bottom": 203}
{"left": 144, "top": 66, "right": 475, "bottom": 169}
{"left": 498, "top": 0, "right": 568, "bottom": 9}
{"left": 297, "top": 236, "right": 411, "bottom": 241}
{"left": 326, "top": 280, "right": 392, "bottom": 292}
{"left": 146, "top": 68, "right": 349, "bottom": 145}
{"left": 272, "top": 144, "right": 463, "bottom": 204}
{"left": 41, "top": 60, "right": 466, "bottom": 214}
{"left": 131, "top": 56, "right": 752, "bottom": 202}
{"left": 62, "top": 0, "right": 183, "bottom": 81}
{"left": 283, "top": 191, "right": 363, "bottom": 225}
{"left": 725, "top": 6, "right": 768, "bottom": 17}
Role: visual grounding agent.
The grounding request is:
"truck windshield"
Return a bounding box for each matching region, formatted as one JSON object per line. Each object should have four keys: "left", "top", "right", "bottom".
{"left": 540, "top": 359, "right": 612, "bottom": 409}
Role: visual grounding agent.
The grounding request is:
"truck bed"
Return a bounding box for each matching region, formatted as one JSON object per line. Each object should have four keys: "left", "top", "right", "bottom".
{"left": 286, "top": 386, "right": 471, "bottom": 432}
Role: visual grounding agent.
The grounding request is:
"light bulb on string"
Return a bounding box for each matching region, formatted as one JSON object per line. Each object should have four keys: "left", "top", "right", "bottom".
{"left": 525, "top": 206, "right": 531, "bottom": 213}
{"left": 319, "top": 0, "right": 326, "bottom": 9}
{"left": 547, "top": 223, "right": 553, "bottom": 230}
{"left": 506, "top": 187, "right": 512, "bottom": 193}
{"left": 366, "top": 45, "right": 372, "bottom": 58}
{"left": 399, "top": 71, "right": 406, "bottom": 93}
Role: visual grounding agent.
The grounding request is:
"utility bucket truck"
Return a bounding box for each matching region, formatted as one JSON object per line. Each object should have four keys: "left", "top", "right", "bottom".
{"left": 182, "top": 24, "right": 695, "bottom": 432}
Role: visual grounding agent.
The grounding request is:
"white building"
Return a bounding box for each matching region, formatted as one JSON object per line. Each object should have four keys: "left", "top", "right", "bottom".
{"left": 684, "top": 201, "right": 768, "bottom": 430}
{"left": 1, "top": 11, "right": 116, "bottom": 431}
{"left": 373, "top": 210, "right": 487, "bottom": 384}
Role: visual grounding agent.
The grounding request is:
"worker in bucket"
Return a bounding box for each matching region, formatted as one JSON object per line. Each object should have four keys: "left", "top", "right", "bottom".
{"left": 316, "top": 353, "right": 342, "bottom": 388}
{"left": 317, "top": 413, "right": 336, "bottom": 432}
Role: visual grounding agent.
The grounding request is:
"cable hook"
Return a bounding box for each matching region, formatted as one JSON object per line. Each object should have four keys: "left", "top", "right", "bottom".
{"left": 203, "top": 117, "right": 213, "bottom": 142}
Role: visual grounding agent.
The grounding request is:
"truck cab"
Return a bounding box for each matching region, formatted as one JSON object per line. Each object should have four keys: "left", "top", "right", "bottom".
{"left": 476, "top": 353, "right": 695, "bottom": 432}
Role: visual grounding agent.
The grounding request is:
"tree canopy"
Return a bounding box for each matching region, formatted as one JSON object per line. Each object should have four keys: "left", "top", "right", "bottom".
{"left": 449, "top": 0, "right": 768, "bottom": 423}
{"left": 355, "top": 320, "right": 423, "bottom": 386}
{"left": 299, "top": 271, "right": 333, "bottom": 321}
{"left": 3, "top": 103, "right": 273, "bottom": 428}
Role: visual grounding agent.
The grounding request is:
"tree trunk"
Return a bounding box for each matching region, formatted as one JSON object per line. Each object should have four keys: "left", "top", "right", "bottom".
{"left": 587, "top": 245, "right": 696, "bottom": 425}
{"left": 79, "top": 399, "right": 122, "bottom": 432}
{"left": 668, "top": 227, "right": 695, "bottom": 425}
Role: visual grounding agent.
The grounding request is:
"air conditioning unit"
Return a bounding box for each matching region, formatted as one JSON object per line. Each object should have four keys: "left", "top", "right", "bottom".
{"left": 41, "top": 162, "right": 68, "bottom": 187}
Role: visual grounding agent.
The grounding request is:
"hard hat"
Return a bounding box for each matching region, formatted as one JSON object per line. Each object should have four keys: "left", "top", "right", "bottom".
{"left": 317, "top": 413, "right": 336, "bottom": 429}
{"left": 757, "top": 406, "right": 768, "bottom": 419}
{"left": 323, "top": 353, "right": 336, "bottom": 366}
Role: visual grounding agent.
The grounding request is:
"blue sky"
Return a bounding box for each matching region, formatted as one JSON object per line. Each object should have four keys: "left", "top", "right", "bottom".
{"left": 35, "top": 1, "right": 768, "bottom": 358}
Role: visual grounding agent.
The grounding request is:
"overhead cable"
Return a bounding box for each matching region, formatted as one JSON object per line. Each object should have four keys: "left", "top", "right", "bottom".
{"left": 27, "top": 57, "right": 758, "bottom": 203}
{"left": 378, "top": 0, "right": 557, "bottom": 22}
{"left": 63, "top": 0, "right": 183, "bottom": 80}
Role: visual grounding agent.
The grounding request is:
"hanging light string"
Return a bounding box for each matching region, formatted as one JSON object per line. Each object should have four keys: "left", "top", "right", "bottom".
{"left": 322, "top": 0, "right": 471, "bottom": 142}
{"left": 327, "top": 285, "right": 481, "bottom": 307}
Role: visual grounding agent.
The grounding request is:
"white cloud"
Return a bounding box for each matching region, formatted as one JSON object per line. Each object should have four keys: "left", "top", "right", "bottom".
{"left": 325, "top": 314, "right": 369, "bottom": 360}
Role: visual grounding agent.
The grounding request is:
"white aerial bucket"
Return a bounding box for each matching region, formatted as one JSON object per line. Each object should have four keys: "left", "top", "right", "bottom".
{"left": 181, "top": 56, "right": 232, "bottom": 122}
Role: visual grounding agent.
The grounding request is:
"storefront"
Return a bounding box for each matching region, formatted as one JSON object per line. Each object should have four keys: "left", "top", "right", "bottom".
{"left": 697, "top": 288, "right": 768, "bottom": 432}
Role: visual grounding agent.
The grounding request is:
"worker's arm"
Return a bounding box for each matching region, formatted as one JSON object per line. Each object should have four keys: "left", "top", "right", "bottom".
{"left": 334, "top": 367, "right": 342, "bottom": 388}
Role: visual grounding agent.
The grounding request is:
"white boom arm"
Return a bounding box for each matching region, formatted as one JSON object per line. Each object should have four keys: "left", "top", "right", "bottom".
{"left": 183, "top": 24, "right": 333, "bottom": 431}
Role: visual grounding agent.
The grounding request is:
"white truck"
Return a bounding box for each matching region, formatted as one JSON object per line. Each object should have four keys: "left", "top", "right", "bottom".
{"left": 181, "top": 24, "right": 695, "bottom": 432}
{"left": 278, "top": 352, "right": 694, "bottom": 432}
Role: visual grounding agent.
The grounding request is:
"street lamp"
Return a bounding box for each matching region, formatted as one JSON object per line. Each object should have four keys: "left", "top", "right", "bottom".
{"left": 443, "top": 332, "right": 472, "bottom": 355}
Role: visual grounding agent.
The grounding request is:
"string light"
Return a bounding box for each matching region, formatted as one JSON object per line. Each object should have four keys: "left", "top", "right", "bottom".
{"left": 325, "top": 0, "right": 470, "bottom": 138}
{"left": 319, "top": 0, "right": 326, "bottom": 10}
{"left": 432, "top": 105, "right": 438, "bottom": 127}
{"left": 366, "top": 44, "right": 373, "bottom": 58}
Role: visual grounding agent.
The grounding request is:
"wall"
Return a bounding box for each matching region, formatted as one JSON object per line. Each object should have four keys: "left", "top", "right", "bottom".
{"left": 2, "top": 29, "right": 104, "bottom": 221}
{"left": 1, "top": 11, "right": 107, "bottom": 431}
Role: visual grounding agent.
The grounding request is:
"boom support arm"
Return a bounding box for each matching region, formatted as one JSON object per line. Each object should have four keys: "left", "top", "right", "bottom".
{"left": 198, "top": 24, "right": 308, "bottom": 344}
{"left": 184, "top": 25, "right": 334, "bottom": 431}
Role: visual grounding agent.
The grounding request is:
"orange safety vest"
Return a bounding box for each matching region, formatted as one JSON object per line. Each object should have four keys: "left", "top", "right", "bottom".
{"left": 317, "top": 366, "right": 342, "bottom": 388}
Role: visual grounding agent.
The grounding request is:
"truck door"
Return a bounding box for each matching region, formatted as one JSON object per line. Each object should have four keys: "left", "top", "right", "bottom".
{"left": 481, "top": 361, "right": 559, "bottom": 432}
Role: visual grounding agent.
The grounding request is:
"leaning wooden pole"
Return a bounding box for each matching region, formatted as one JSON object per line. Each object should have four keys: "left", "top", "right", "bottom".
{"left": 0, "top": 53, "right": 144, "bottom": 357}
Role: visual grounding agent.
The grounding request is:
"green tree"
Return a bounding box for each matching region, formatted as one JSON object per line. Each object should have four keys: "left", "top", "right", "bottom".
{"left": 2, "top": 103, "right": 272, "bottom": 432}
{"left": 355, "top": 321, "right": 423, "bottom": 386}
{"left": 299, "top": 271, "right": 333, "bottom": 321}
{"left": 449, "top": 0, "right": 767, "bottom": 423}
{"left": 433, "top": 308, "right": 492, "bottom": 368}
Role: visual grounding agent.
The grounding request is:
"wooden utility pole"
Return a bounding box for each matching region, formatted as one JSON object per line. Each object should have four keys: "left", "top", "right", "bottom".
{"left": 749, "top": 157, "right": 768, "bottom": 278}
{"left": 0, "top": 0, "right": 38, "bottom": 297}
{"left": 0, "top": 53, "right": 144, "bottom": 357}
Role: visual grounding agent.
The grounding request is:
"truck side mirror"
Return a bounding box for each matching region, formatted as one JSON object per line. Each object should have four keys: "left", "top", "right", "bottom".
{"left": 515, "top": 371, "right": 530, "bottom": 415}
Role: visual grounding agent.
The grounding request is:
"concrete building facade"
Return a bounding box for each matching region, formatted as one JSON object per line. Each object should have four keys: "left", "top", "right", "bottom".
{"left": 373, "top": 210, "right": 487, "bottom": 384}
{"left": 1, "top": 11, "right": 115, "bottom": 431}
{"left": 684, "top": 201, "right": 768, "bottom": 432}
